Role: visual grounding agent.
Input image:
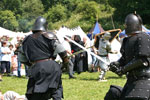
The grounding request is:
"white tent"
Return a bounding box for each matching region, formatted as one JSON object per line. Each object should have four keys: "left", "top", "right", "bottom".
{"left": 55, "top": 26, "right": 92, "bottom": 65}
{"left": 55, "top": 26, "right": 90, "bottom": 43}
{"left": 0, "top": 27, "right": 29, "bottom": 38}
{"left": 109, "top": 38, "right": 122, "bottom": 62}
{"left": 0, "top": 27, "right": 17, "bottom": 37}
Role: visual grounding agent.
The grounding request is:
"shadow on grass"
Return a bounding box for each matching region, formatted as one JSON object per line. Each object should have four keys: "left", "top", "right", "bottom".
{"left": 79, "top": 78, "right": 98, "bottom": 81}
{"left": 7, "top": 75, "right": 29, "bottom": 80}
{"left": 107, "top": 76, "right": 126, "bottom": 79}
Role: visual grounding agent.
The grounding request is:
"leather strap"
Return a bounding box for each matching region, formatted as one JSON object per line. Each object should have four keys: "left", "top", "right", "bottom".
{"left": 33, "top": 58, "right": 52, "bottom": 64}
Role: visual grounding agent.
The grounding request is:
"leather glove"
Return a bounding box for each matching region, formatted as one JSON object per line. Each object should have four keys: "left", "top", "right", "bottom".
{"left": 109, "top": 62, "right": 120, "bottom": 72}
{"left": 109, "top": 62, "right": 123, "bottom": 76}
{"left": 115, "top": 67, "right": 123, "bottom": 76}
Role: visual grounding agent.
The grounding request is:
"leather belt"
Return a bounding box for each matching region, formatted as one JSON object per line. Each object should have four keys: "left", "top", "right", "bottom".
{"left": 32, "top": 58, "right": 52, "bottom": 64}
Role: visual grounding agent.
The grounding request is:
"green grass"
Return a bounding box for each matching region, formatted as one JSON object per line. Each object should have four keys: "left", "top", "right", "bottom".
{"left": 0, "top": 71, "right": 126, "bottom": 100}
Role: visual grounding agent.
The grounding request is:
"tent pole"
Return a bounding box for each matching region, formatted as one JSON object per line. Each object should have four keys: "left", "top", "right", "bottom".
{"left": 111, "top": 15, "right": 115, "bottom": 29}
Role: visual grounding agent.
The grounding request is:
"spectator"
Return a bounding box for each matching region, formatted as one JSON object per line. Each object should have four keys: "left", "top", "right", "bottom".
{"left": 8, "top": 44, "right": 14, "bottom": 74}
{"left": 71, "top": 35, "right": 84, "bottom": 74}
{"left": 82, "top": 37, "right": 88, "bottom": 72}
{"left": 89, "top": 37, "right": 97, "bottom": 72}
{"left": 1, "top": 41, "right": 11, "bottom": 76}
{"left": 14, "top": 42, "right": 22, "bottom": 77}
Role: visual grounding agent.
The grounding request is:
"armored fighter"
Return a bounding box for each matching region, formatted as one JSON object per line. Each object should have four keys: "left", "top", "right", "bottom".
{"left": 105, "top": 13, "right": 150, "bottom": 100}
{"left": 23, "top": 16, "right": 68, "bottom": 100}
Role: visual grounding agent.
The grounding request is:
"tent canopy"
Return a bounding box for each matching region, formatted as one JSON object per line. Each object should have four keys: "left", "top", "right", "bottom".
{"left": 0, "top": 27, "right": 32, "bottom": 37}
{"left": 87, "top": 21, "right": 104, "bottom": 40}
{"left": 55, "top": 26, "right": 91, "bottom": 44}
{"left": 0, "top": 27, "right": 17, "bottom": 37}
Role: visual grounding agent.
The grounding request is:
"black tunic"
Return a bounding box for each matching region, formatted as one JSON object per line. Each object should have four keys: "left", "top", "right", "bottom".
{"left": 23, "top": 33, "right": 62, "bottom": 94}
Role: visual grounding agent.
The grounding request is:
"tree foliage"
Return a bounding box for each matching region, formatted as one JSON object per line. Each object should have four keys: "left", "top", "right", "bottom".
{"left": 75, "top": 1, "right": 100, "bottom": 22}
{"left": 22, "top": 0, "right": 44, "bottom": 19}
{"left": 109, "top": 0, "right": 150, "bottom": 24}
{"left": 0, "top": 10, "right": 18, "bottom": 31}
{"left": 2, "top": 0, "right": 23, "bottom": 15}
{"left": 0, "top": 0, "right": 150, "bottom": 32}
{"left": 44, "top": 4, "right": 67, "bottom": 29}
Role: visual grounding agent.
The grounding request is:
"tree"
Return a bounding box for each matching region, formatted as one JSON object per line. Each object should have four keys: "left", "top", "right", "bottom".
{"left": 17, "top": 0, "right": 45, "bottom": 32}
{"left": 41, "top": 0, "right": 61, "bottom": 11}
{"left": 1, "top": 0, "right": 23, "bottom": 15}
{"left": 75, "top": 1, "right": 100, "bottom": 23}
{"left": 109, "top": 0, "right": 150, "bottom": 24}
{"left": 0, "top": 10, "right": 18, "bottom": 30}
{"left": 44, "top": 4, "right": 67, "bottom": 24}
{"left": 18, "top": 18, "right": 33, "bottom": 32}
{"left": 22, "top": 0, "right": 44, "bottom": 20}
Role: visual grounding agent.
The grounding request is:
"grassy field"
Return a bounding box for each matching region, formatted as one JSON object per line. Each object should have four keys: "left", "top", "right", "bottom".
{"left": 0, "top": 71, "right": 126, "bottom": 100}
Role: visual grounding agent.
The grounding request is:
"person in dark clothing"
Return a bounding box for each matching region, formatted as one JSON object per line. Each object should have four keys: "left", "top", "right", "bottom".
{"left": 82, "top": 37, "right": 89, "bottom": 72}
{"left": 23, "top": 16, "right": 68, "bottom": 100}
{"left": 105, "top": 13, "right": 150, "bottom": 100}
{"left": 71, "top": 35, "right": 84, "bottom": 74}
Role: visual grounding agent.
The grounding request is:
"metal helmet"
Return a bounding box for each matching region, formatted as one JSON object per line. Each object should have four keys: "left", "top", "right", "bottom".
{"left": 32, "top": 16, "right": 47, "bottom": 32}
{"left": 125, "top": 13, "right": 143, "bottom": 35}
{"left": 103, "top": 32, "right": 111, "bottom": 40}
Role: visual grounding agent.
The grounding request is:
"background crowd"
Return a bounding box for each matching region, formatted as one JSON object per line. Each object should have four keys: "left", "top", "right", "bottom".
{"left": 0, "top": 30, "right": 124, "bottom": 82}
{"left": 0, "top": 35, "right": 28, "bottom": 81}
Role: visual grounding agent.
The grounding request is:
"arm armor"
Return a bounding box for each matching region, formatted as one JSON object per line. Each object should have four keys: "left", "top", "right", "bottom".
{"left": 121, "top": 57, "right": 150, "bottom": 74}
{"left": 53, "top": 42, "right": 69, "bottom": 64}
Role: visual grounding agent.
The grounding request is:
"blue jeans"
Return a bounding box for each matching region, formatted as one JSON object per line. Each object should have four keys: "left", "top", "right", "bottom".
{"left": 17, "top": 60, "right": 28, "bottom": 77}
{"left": 17, "top": 61, "right": 21, "bottom": 77}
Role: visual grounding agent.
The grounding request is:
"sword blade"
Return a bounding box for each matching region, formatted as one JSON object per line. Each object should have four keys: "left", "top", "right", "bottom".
{"left": 64, "top": 36, "right": 109, "bottom": 65}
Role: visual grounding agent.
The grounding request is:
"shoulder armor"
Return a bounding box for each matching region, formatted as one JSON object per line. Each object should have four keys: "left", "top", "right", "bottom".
{"left": 42, "top": 32, "right": 58, "bottom": 40}
{"left": 136, "top": 32, "right": 150, "bottom": 57}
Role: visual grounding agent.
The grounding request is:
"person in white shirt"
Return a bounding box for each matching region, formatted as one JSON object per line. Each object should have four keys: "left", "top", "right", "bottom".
{"left": 1, "top": 41, "right": 11, "bottom": 77}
